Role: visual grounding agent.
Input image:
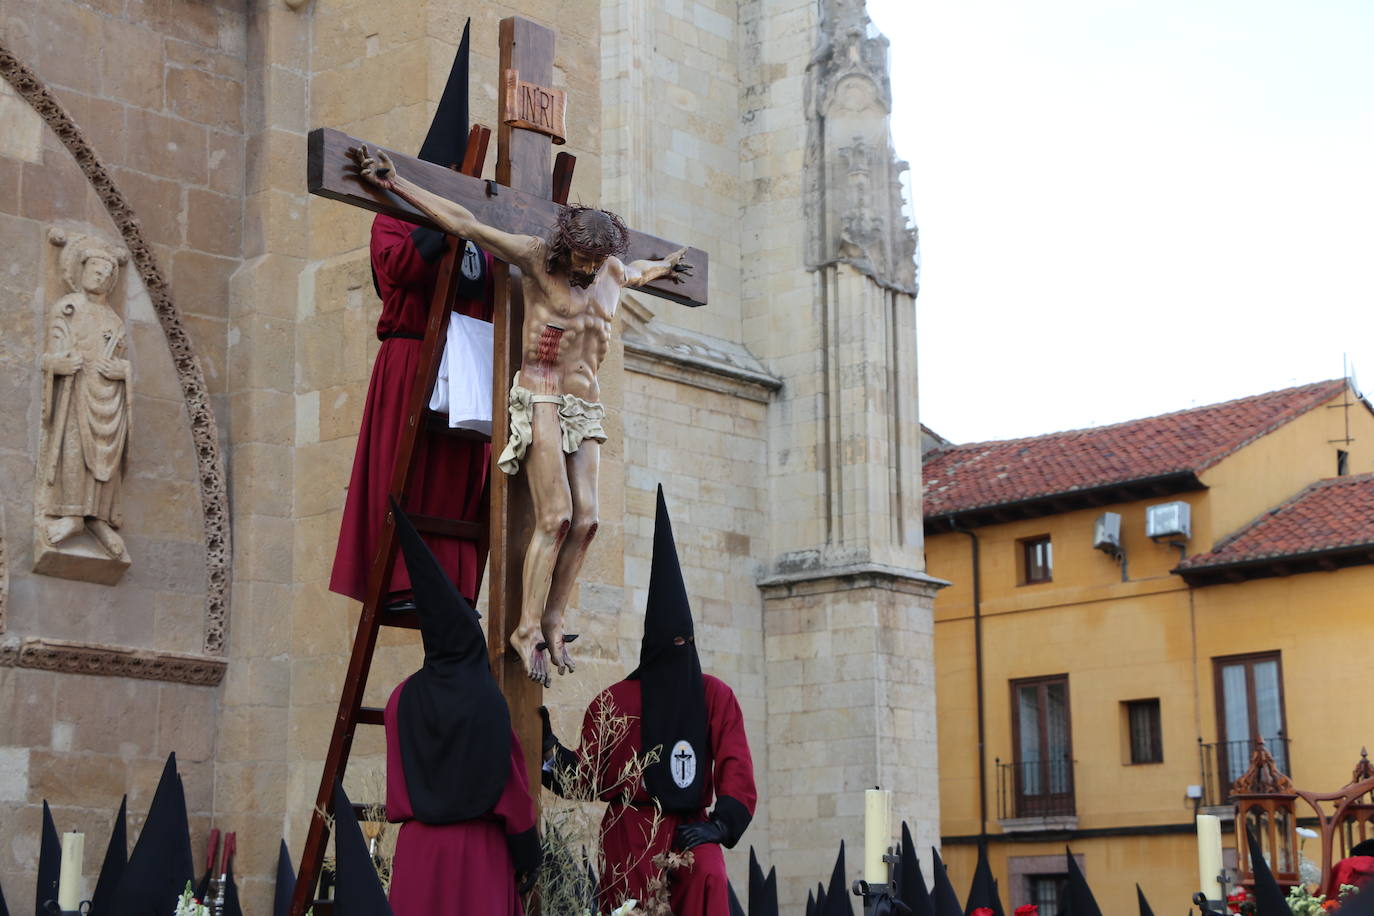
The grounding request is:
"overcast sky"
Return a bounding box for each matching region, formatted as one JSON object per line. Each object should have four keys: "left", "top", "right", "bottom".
{"left": 863, "top": 0, "right": 1374, "bottom": 444}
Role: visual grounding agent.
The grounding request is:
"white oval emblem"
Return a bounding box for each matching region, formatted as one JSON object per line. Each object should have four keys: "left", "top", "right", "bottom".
{"left": 460, "top": 241, "right": 483, "bottom": 281}
{"left": 670, "top": 740, "right": 697, "bottom": 789}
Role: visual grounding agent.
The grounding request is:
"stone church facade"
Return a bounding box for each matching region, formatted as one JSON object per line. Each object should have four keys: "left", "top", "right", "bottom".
{"left": 0, "top": 0, "right": 937, "bottom": 910}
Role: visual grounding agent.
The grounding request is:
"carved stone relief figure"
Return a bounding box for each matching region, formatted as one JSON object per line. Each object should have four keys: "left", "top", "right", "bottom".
{"left": 33, "top": 228, "right": 133, "bottom": 585}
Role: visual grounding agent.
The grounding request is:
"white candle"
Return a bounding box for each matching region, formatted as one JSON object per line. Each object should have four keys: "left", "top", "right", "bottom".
{"left": 864, "top": 788, "right": 892, "bottom": 883}
{"left": 1196, "top": 814, "right": 1223, "bottom": 902}
{"left": 58, "top": 831, "right": 84, "bottom": 910}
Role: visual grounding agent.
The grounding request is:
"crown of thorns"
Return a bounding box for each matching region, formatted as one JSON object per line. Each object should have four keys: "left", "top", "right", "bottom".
{"left": 554, "top": 206, "right": 630, "bottom": 259}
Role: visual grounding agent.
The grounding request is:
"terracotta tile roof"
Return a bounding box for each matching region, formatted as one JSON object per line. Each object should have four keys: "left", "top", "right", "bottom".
{"left": 1177, "top": 473, "right": 1374, "bottom": 571}
{"left": 923, "top": 379, "right": 1348, "bottom": 519}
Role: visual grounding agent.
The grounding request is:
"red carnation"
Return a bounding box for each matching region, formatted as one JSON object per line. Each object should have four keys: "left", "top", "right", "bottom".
{"left": 1015, "top": 906, "right": 1039, "bottom": 916}
{"left": 970, "top": 909, "right": 995, "bottom": 916}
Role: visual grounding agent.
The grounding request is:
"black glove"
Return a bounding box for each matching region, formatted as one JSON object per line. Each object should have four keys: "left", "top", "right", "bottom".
{"left": 538, "top": 705, "right": 558, "bottom": 760}
{"left": 508, "top": 826, "right": 541, "bottom": 895}
{"left": 673, "top": 817, "right": 729, "bottom": 852}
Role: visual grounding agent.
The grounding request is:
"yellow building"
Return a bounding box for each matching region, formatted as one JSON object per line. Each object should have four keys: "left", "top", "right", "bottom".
{"left": 923, "top": 379, "right": 1374, "bottom": 913}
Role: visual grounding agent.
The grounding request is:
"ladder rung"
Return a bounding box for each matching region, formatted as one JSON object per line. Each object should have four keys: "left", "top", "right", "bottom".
{"left": 408, "top": 513, "right": 483, "bottom": 540}
{"left": 424, "top": 412, "right": 492, "bottom": 442}
{"left": 380, "top": 608, "right": 420, "bottom": 629}
{"left": 358, "top": 706, "right": 384, "bottom": 726}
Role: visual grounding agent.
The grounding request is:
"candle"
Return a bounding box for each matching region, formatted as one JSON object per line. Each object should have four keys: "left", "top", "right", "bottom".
{"left": 1196, "top": 814, "right": 1223, "bottom": 902}
{"left": 864, "top": 788, "right": 892, "bottom": 883}
{"left": 58, "top": 831, "right": 84, "bottom": 910}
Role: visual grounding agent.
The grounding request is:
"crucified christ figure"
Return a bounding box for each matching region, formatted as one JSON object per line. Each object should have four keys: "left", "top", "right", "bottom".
{"left": 350, "top": 146, "right": 690, "bottom": 686}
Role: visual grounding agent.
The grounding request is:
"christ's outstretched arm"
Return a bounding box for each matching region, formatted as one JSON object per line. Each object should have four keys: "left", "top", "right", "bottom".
{"left": 349, "top": 145, "right": 543, "bottom": 271}
{"left": 619, "top": 246, "right": 691, "bottom": 288}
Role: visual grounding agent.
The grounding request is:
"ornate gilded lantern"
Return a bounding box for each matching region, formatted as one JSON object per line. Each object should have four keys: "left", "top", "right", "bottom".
{"left": 1234, "top": 739, "right": 1299, "bottom": 889}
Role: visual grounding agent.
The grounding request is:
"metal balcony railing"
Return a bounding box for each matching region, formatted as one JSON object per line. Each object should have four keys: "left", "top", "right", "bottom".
{"left": 997, "top": 756, "right": 1076, "bottom": 819}
{"left": 1199, "top": 736, "right": 1291, "bottom": 807}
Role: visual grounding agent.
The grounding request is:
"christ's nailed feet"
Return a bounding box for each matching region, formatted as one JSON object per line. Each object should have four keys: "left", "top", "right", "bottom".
{"left": 510, "top": 623, "right": 551, "bottom": 687}
{"left": 541, "top": 617, "right": 577, "bottom": 678}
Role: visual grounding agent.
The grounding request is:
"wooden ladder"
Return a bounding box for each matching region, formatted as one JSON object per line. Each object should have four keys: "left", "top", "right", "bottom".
{"left": 291, "top": 124, "right": 578, "bottom": 915}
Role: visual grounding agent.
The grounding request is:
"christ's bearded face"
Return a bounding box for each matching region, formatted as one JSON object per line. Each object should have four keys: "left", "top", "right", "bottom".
{"left": 568, "top": 249, "right": 607, "bottom": 288}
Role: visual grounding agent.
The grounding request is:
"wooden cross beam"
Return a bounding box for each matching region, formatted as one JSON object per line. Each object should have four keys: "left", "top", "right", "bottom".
{"left": 307, "top": 128, "right": 709, "bottom": 309}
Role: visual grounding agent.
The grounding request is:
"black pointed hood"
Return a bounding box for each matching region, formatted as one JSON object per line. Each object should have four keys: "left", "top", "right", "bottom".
{"left": 748, "top": 847, "right": 779, "bottom": 916}
{"left": 90, "top": 796, "right": 128, "bottom": 914}
{"left": 631, "top": 486, "right": 710, "bottom": 810}
{"left": 1136, "top": 884, "right": 1155, "bottom": 916}
{"left": 1065, "top": 850, "right": 1102, "bottom": 916}
{"left": 274, "top": 840, "right": 296, "bottom": 916}
{"left": 806, "top": 889, "right": 817, "bottom": 916}
{"left": 1247, "top": 828, "right": 1291, "bottom": 916}
{"left": 729, "top": 880, "right": 747, "bottom": 916}
{"left": 331, "top": 782, "right": 394, "bottom": 916}
{"left": 36, "top": 801, "right": 60, "bottom": 914}
{"left": 931, "top": 848, "right": 963, "bottom": 916}
{"left": 392, "top": 500, "right": 512, "bottom": 822}
{"left": 897, "top": 823, "right": 933, "bottom": 916}
{"left": 822, "top": 842, "right": 855, "bottom": 916}
{"left": 109, "top": 753, "right": 195, "bottom": 915}
{"left": 417, "top": 20, "right": 471, "bottom": 169}
{"left": 220, "top": 855, "right": 244, "bottom": 916}
{"left": 964, "top": 840, "right": 1003, "bottom": 916}
{"left": 817, "top": 882, "right": 829, "bottom": 913}
{"left": 0, "top": 868, "right": 9, "bottom": 916}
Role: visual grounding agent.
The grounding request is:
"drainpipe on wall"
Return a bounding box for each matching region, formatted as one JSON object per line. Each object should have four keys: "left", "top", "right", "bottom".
{"left": 950, "top": 518, "right": 987, "bottom": 840}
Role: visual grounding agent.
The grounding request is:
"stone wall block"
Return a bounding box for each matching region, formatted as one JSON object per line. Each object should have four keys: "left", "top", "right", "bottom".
{"left": 168, "top": 66, "right": 244, "bottom": 131}
{"left": 155, "top": 683, "right": 219, "bottom": 760}
{"left": 113, "top": 167, "right": 186, "bottom": 248}
{"left": 214, "top": 705, "right": 288, "bottom": 764}
{"left": 229, "top": 254, "right": 303, "bottom": 320}
{"left": 126, "top": 108, "right": 209, "bottom": 185}
{"left": 26, "top": 751, "right": 130, "bottom": 807}
{"left": 228, "top": 312, "right": 294, "bottom": 391}
{"left": 1, "top": 0, "right": 103, "bottom": 95}
{"left": 99, "top": 18, "right": 166, "bottom": 110}
{"left": 121, "top": 476, "right": 205, "bottom": 544}
{"left": 187, "top": 188, "right": 243, "bottom": 257}
{"left": 19, "top": 150, "right": 91, "bottom": 225}
{"left": 171, "top": 249, "right": 236, "bottom": 320}
{"left": 207, "top": 129, "right": 247, "bottom": 196}
{"left": 125, "top": 0, "right": 222, "bottom": 48}
{"left": 229, "top": 387, "right": 295, "bottom": 447}
{"left": 232, "top": 510, "right": 294, "bottom": 584}
{"left": 243, "top": 190, "right": 307, "bottom": 260}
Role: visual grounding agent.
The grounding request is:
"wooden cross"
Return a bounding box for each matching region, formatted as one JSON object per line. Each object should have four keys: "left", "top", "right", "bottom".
{"left": 306, "top": 17, "right": 707, "bottom": 821}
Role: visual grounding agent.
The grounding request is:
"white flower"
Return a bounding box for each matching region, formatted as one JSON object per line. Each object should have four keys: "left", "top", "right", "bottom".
{"left": 1298, "top": 827, "right": 1319, "bottom": 839}
{"left": 610, "top": 900, "right": 640, "bottom": 916}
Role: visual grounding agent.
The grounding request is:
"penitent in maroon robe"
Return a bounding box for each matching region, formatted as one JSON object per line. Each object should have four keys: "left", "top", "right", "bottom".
{"left": 577, "top": 674, "right": 756, "bottom": 915}
{"left": 385, "top": 677, "right": 537, "bottom": 916}
{"left": 330, "top": 214, "right": 493, "bottom": 603}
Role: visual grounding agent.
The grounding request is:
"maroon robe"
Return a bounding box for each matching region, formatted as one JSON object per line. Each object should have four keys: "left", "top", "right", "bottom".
{"left": 577, "top": 674, "right": 756, "bottom": 915}
{"left": 330, "top": 214, "right": 493, "bottom": 603}
{"left": 385, "top": 678, "right": 536, "bottom": 916}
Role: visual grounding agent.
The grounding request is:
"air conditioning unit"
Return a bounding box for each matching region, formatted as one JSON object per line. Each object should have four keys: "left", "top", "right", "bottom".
{"left": 1093, "top": 512, "right": 1122, "bottom": 552}
{"left": 1146, "top": 501, "right": 1191, "bottom": 539}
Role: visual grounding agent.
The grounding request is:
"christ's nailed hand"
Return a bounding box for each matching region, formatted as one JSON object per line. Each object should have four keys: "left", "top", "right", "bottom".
{"left": 348, "top": 145, "right": 397, "bottom": 189}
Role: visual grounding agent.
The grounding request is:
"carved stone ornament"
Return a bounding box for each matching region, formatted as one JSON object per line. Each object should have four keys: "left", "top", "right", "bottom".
{"left": 33, "top": 228, "right": 133, "bottom": 585}
{"left": 0, "top": 636, "right": 226, "bottom": 686}
{"left": 0, "top": 47, "right": 230, "bottom": 653}
{"left": 803, "top": 0, "right": 919, "bottom": 294}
